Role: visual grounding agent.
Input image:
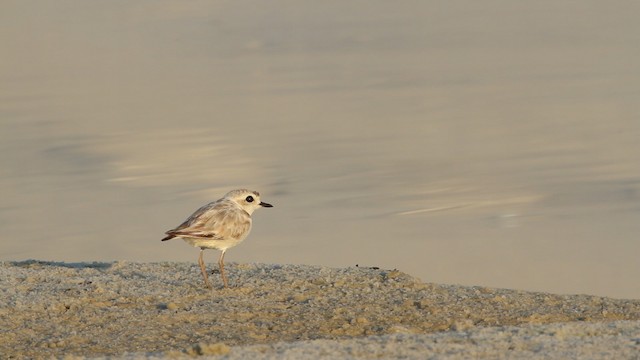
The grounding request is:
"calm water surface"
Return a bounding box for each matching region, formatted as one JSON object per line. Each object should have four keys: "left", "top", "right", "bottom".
{"left": 2, "top": 1, "right": 640, "bottom": 298}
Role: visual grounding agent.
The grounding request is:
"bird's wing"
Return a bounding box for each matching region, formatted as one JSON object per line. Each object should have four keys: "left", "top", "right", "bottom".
{"left": 162, "top": 200, "right": 251, "bottom": 241}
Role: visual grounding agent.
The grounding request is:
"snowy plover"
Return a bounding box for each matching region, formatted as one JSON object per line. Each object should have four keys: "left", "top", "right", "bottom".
{"left": 161, "top": 189, "right": 273, "bottom": 288}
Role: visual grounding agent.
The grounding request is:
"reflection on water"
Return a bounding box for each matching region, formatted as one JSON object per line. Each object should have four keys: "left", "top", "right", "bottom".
{"left": 2, "top": 1, "right": 640, "bottom": 298}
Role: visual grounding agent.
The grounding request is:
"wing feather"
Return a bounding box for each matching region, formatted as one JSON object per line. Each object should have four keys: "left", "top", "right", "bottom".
{"left": 161, "top": 200, "right": 251, "bottom": 241}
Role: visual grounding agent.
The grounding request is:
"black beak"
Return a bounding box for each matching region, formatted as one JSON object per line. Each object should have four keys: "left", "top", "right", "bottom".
{"left": 260, "top": 201, "right": 273, "bottom": 208}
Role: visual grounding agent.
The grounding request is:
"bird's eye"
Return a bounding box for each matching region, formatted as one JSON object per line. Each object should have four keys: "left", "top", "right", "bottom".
{"left": 246, "top": 196, "right": 254, "bottom": 203}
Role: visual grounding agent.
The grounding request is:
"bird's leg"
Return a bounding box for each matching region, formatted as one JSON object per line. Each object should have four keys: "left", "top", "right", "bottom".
{"left": 198, "top": 249, "right": 212, "bottom": 289}
{"left": 218, "top": 250, "right": 228, "bottom": 288}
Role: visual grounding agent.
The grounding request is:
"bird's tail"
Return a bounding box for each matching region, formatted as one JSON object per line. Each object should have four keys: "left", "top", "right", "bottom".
{"left": 161, "top": 232, "right": 176, "bottom": 241}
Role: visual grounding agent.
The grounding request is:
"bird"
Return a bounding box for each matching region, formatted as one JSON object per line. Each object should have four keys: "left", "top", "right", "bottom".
{"left": 161, "top": 189, "right": 273, "bottom": 288}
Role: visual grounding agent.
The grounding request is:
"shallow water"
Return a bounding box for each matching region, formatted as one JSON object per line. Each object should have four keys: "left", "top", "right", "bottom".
{"left": 2, "top": 1, "right": 639, "bottom": 298}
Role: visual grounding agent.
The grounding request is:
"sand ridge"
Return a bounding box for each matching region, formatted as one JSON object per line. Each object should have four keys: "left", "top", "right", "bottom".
{"left": 1, "top": 260, "right": 639, "bottom": 358}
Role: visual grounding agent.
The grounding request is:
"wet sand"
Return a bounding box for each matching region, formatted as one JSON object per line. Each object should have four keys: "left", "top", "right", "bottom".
{"left": 2, "top": 261, "right": 639, "bottom": 359}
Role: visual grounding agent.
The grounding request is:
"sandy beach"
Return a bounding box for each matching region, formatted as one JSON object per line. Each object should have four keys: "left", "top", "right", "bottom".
{"left": 3, "top": 0, "right": 640, "bottom": 302}
{"left": 2, "top": 260, "right": 639, "bottom": 359}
